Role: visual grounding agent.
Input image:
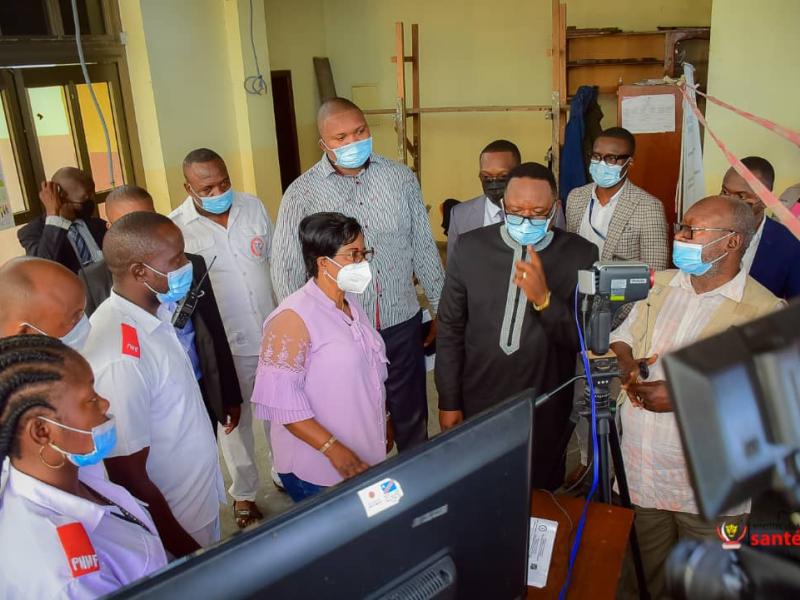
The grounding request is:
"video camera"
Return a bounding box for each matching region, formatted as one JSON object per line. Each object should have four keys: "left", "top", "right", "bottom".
{"left": 577, "top": 261, "right": 653, "bottom": 354}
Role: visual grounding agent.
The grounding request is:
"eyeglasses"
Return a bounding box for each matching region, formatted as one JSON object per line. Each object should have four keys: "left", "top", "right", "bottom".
{"left": 590, "top": 153, "right": 631, "bottom": 166}
{"left": 504, "top": 207, "right": 554, "bottom": 226}
{"left": 673, "top": 223, "right": 737, "bottom": 240}
{"left": 332, "top": 248, "right": 375, "bottom": 263}
{"left": 479, "top": 175, "right": 509, "bottom": 184}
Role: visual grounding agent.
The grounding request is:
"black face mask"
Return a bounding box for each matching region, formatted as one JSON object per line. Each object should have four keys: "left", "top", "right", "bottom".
{"left": 482, "top": 178, "right": 508, "bottom": 205}
{"left": 75, "top": 200, "right": 96, "bottom": 220}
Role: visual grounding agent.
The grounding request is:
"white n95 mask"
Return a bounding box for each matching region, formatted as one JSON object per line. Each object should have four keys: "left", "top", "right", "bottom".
{"left": 326, "top": 259, "right": 373, "bottom": 294}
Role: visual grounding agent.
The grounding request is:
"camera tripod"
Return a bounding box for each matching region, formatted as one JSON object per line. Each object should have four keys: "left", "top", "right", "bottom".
{"left": 574, "top": 355, "right": 651, "bottom": 600}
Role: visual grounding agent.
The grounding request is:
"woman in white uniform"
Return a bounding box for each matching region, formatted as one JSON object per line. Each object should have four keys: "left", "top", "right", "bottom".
{"left": 0, "top": 335, "right": 168, "bottom": 599}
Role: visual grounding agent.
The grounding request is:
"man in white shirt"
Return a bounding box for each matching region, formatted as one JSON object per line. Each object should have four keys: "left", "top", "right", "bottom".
{"left": 83, "top": 212, "right": 225, "bottom": 557}
{"left": 610, "top": 195, "right": 783, "bottom": 598}
{"left": 721, "top": 155, "right": 800, "bottom": 299}
{"left": 170, "top": 148, "right": 277, "bottom": 528}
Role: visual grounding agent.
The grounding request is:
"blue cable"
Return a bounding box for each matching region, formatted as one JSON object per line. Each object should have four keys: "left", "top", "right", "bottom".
{"left": 558, "top": 285, "right": 601, "bottom": 600}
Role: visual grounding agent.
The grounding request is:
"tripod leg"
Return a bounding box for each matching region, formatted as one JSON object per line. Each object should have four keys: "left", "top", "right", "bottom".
{"left": 609, "top": 419, "right": 650, "bottom": 600}
{"left": 597, "top": 423, "right": 612, "bottom": 504}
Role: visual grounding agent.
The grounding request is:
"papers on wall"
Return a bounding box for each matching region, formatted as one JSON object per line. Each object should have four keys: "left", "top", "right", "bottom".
{"left": 621, "top": 93, "right": 676, "bottom": 134}
{"left": 0, "top": 161, "right": 13, "bottom": 231}
{"left": 679, "top": 63, "right": 706, "bottom": 213}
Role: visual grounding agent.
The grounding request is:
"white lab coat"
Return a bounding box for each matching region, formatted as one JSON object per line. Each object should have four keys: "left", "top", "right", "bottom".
{"left": 0, "top": 465, "right": 167, "bottom": 599}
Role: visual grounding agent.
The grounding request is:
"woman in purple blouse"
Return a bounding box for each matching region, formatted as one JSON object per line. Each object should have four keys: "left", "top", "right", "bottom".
{"left": 251, "top": 212, "right": 393, "bottom": 502}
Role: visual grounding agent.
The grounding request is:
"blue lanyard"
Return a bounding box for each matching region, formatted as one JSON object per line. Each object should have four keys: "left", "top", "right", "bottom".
{"left": 588, "top": 197, "right": 607, "bottom": 241}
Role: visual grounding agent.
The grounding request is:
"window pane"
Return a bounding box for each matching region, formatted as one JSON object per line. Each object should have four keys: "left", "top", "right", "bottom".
{"left": 76, "top": 82, "right": 122, "bottom": 191}
{"left": 0, "top": 95, "right": 27, "bottom": 214}
{"left": 0, "top": 0, "right": 49, "bottom": 36}
{"left": 28, "top": 86, "right": 79, "bottom": 179}
{"left": 60, "top": 0, "right": 105, "bottom": 36}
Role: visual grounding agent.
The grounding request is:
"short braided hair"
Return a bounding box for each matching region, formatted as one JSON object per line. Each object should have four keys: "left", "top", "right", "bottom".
{"left": 0, "top": 335, "right": 73, "bottom": 462}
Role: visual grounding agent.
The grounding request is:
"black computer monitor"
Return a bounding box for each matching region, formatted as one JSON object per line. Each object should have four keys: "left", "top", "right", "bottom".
{"left": 114, "top": 391, "right": 534, "bottom": 599}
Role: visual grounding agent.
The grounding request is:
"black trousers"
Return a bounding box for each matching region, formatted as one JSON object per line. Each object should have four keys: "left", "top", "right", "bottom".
{"left": 380, "top": 311, "right": 428, "bottom": 450}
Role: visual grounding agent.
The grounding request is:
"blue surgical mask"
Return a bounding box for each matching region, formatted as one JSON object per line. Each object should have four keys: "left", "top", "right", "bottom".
{"left": 589, "top": 160, "right": 629, "bottom": 189}
{"left": 39, "top": 416, "right": 117, "bottom": 467}
{"left": 503, "top": 203, "right": 553, "bottom": 246}
{"left": 143, "top": 261, "right": 194, "bottom": 304}
{"left": 672, "top": 233, "right": 734, "bottom": 276}
{"left": 325, "top": 137, "right": 373, "bottom": 169}
{"left": 60, "top": 314, "right": 92, "bottom": 352}
{"left": 21, "top": 314, "right": 92, "bottom": 352}
{"left": 193, "top": 188, "right": 234, "bottom": 214}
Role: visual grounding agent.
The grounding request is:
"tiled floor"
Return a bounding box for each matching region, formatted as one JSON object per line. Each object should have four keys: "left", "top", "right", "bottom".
{"left": 218, "top": 370, "right": 442, "bottom": 539}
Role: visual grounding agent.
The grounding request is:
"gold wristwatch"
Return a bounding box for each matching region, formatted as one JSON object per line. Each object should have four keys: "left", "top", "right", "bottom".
{"left": 532, "top": 290, "right": 551, "bottom": 312}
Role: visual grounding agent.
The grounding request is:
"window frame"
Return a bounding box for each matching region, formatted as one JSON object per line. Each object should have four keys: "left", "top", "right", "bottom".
{"left": 0, "top": 0, "right": 143, "bottom": 225}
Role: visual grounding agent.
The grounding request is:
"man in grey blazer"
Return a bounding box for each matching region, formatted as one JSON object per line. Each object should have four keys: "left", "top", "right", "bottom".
{"left": 447, "top": 140, "right": 521, "bottom": 259}
{"left": 565, "top": 127, "right": 668, "bottom": 271}
{"left": 564, "top": 127, "right": 669, "bottom": 484}
{"left": 448, "top": 140, "right": 566, "bottom": 260}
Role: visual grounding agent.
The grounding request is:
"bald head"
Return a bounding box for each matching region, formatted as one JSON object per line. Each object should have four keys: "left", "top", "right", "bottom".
{"left": 684, "top": 195, "right": 756, "bottom": 256}
{"left": 105, "top": 185, "right": 155, "bottom": 225}
{"left": 50, "top": 166, "right": 96, "bottom": 221}
{"left": 317, "top": 97, "right": 363, "bottom": 133}
{"left": 317, "top": 98, "right": 370, "bottom": 169}
{"left": 53, "top": 166, "right": 93, "bottom": 189}
{"left": 104, "top": 212, "right": 183, "bottom": 275}
{"left": 0, "top": 257, "right": 86, "bottom": 338}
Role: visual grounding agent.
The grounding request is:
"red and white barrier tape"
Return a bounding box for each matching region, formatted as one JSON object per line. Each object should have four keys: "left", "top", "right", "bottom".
{"left": 687, "top": 84, "right": 800, "bottom": 148}
{"left": 678, "top": 84, "right": 800, "bottom": 241}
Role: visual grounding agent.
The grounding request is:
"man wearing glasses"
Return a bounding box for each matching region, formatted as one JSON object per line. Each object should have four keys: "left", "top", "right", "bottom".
{"left": 436, "top": 162, "right": 597, "bottom": 490}
{"left": 565, "top": 127, "right": 668, "bottom": 274}
{"left": 610, "top": 195, "right": 783, "bottom": 598}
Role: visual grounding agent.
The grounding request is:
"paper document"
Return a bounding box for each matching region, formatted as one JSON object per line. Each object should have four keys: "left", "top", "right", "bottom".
{"left": 527, "top": 517, "right": 558, "bottom": 588}
{"left": 621, "top": 94, "right": 676, "bottom": 134}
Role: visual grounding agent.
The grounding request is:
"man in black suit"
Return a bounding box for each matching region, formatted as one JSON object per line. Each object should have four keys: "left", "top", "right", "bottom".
{"left": 17, "top": 167, "right": 107, "bottom": 273}
{"left": 79, "top": 184, "right": 244, "bottom": 437}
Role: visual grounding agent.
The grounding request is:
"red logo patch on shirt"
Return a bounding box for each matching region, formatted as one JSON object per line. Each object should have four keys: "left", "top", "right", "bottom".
{"left": 56, "top": 522, "right": 100, "bottom": 578}
{"left": 250, "top": 235, "right": 265, "bottom": 257}
{"left": 121, "top": 323, "right": 141, "bottom": 358}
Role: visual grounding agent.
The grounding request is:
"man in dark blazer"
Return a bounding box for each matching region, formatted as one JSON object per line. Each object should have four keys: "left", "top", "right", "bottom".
{"left": 721, "top": 156, "right": 800, "bottom": 299}
{"left": 17, "top": 167, "right": 107, "bottom": 273}
{"left": 79, "top": 185, "right": 244, "bottom": 434}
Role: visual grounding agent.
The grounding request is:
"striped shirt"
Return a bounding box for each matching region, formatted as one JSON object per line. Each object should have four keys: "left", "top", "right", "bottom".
{"left": 271, "top": 153, "right": 445, "bottom": 329}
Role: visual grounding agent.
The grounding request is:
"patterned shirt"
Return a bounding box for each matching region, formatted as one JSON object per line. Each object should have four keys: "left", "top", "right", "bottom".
{"left": 271, "top": 154, "right": 444, "bottom": 329}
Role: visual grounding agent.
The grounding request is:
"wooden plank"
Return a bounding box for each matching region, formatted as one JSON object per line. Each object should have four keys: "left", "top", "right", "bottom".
{"left": 363, "top": 105, "right": 552, "bottom": 116}
{"left": 394, "top": 22, "right": 407, "bottom": 164}
{"left": 551, "top": 0, "right": 560, "bottom": 94}
{"left": 411, "top": 23, "right": 421, "bottom": 180}
{"left": 558, "top": 3, "right": 567, "bottom": 145}
{"left": 313, "top": 57, "right": 337, "bottom": 102}
{"left": 389, "top": 56, "right": 415, "bottom": 63}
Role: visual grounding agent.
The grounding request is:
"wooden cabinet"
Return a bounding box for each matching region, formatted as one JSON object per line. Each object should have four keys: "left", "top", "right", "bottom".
{"left": 617, "top": 85, "right": 683, "bottom": 230}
